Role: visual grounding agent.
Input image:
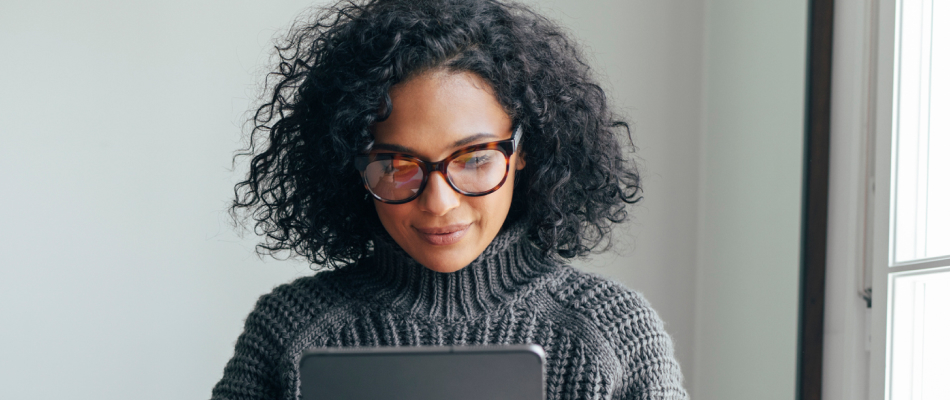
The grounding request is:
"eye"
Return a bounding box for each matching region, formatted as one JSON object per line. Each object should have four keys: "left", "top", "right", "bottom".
{"left": 454, "top": 153, "right": 493, "bottom": 169}
{"left": 381, "top": 157, "right": 417, "bottom": 175}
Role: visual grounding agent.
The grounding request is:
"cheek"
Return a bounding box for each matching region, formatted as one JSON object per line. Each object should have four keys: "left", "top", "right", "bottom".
{"left": 471, "top": 177, "right": 516, "bottom": 226}
{"left": 373, "top": 202, "right": 411, "bottom": 231}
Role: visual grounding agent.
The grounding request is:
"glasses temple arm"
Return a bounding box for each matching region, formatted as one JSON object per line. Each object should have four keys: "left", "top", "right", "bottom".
{"left": 512, "top": 126, "right": 523, "bottom": 153}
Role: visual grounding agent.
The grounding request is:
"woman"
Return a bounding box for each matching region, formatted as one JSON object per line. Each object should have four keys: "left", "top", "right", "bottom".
{"left": 214, "top": 0, "right": 688, "bottom": 398}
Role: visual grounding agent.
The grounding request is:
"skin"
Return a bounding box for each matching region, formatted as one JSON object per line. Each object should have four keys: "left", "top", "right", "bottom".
{"left": 371, "top": 70, "right": 525, "bottom": 273}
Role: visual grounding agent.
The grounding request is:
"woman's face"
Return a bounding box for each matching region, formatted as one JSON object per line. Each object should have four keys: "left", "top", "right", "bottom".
{"left": 370, "top": 71, "right": 525, "bottom": 273}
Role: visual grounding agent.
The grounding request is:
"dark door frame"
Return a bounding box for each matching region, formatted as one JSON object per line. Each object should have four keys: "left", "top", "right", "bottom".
{"left": 798, "top": 0, "right": 834, "bottom": 399}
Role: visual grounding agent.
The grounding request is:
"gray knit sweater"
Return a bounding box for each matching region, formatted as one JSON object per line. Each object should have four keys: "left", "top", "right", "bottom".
{"left": 211, "top": 224, "right": 688, "bottom": 399}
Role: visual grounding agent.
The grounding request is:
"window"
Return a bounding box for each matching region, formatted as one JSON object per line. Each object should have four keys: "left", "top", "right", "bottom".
{"left": 870, "top": 0, "right": 950, "bottom": 398}
{"left": 891, "top": 0, "right": 950, "bottom": 263}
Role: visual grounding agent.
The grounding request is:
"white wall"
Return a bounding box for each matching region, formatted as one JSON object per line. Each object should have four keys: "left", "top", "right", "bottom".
{"left": 694, "top": 1, "right": 807, "bottom": 399}
{"left": 0, "top": 1, "right": 807, "bottom": 399}
{"left": 0, "top": 1, "right": 319, "bottom": 398}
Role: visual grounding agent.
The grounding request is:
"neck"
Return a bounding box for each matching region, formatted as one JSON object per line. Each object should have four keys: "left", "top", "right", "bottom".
{"left": 336, "top": 222, "right": 560, "bottom": 320}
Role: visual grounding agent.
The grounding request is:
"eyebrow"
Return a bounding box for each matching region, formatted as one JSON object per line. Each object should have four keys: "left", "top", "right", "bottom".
{"left": 372, "top": 132, "right": 502, "bottom": 154}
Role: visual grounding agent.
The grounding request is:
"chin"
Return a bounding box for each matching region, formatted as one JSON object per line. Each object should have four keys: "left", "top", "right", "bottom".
{"left": 418, "top": 257, "right": 471, "bottom": 274}
{"left": 423, "top": 263, "right": 466, "bottom": 273}
{"left": 414, "top": 246, "right": 479, "bottom": 273}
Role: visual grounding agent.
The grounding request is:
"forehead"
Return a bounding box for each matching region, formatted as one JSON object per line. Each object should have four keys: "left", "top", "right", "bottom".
{"left": 371, "top": 71, "right": 512, "bottom": 159}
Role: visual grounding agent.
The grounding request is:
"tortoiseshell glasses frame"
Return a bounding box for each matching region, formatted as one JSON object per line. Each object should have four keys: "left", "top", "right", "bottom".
{"left": 354, "top": 127, "right": 523, "bottom": 204}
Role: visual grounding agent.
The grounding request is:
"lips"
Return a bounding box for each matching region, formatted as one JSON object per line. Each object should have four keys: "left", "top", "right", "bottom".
{"left": 413, "top": 223, "right": 471, "bottom": 246}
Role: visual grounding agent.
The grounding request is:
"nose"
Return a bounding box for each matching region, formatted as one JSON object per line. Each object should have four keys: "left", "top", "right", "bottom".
{"left": 417, "top": 171, "right": 461, "bottom": 216}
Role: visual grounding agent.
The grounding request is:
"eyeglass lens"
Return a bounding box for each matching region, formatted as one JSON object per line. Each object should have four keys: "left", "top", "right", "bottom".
{"left": 362, "top": 149, "right": 508, "bottom": 201}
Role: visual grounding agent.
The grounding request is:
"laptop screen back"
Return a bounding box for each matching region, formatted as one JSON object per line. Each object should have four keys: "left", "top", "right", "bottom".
{"left": 299, "top": 345, "right": 546, "bottom": 400}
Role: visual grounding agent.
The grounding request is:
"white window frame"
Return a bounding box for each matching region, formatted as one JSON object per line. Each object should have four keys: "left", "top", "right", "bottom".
{"left": 868, "top": 0, "right": 898, "bottom": 397}
{"left": 872, "top": 0, "right": 950, "bottom": 398}
{"left": 826, "top": 0, "right": 950, "bottom": 399}
{"left": 823, "top": 1, "right": 880, "bottom": 398}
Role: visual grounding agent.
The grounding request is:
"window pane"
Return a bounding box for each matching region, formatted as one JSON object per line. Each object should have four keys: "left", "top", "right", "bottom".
{"left": 889, "top": 269, "right": 950, "bottom": 400}
{"left": 893, "top": 0, "right": 950, "bottom": 263}
{"left": 925, "top": 0, "right": 950, "bottom": 258}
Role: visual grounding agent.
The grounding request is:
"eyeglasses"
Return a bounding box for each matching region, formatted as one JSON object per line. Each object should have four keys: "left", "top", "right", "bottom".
{"left": 354, "top": 127, "right": 522, "bottom": 204}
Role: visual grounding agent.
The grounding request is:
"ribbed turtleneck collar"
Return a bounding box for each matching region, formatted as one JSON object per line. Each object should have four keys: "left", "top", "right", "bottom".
{"left": 333, "top": 222, "right": 561, "bottom": 321}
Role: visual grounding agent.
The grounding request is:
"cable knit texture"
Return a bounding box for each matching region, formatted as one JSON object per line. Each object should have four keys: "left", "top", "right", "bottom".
{"left": 211, "top": 224, "right": 688, "bottom": 399}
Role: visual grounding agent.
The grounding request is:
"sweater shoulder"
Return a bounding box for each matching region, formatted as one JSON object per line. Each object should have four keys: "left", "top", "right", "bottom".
{"left": 257, "top": 272, "right": 333, "bottom": 304}
{"left": 245, "top": 269, "right": 348, "bottom": 332}
{"left": 548, "top": 268, "right": 658, "bottom": 324}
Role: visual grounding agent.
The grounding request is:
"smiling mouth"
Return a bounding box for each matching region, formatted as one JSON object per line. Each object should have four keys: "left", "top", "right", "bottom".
{"left": 413, "top": 223, "right": 472, "bottom": 246}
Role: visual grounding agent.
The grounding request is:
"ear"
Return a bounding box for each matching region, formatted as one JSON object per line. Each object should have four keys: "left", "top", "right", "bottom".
{"left": 514, "top": 150, "right": 527, "bottom": 170}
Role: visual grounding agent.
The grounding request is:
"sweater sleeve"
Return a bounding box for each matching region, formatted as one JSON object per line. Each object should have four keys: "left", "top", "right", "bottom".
{"left": 610, "top": 291, "right": 688, "bottom": 400}
{"left": 557, "top": 273, "right": 688, "bottom": 399}
{"left": 211, "top": 290, "right": 292, "bottom": 400}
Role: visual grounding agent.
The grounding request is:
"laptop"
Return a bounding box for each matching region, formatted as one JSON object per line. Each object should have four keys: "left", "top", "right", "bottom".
{"left": 299, "top": 344, "right": 546, "bottom": 400}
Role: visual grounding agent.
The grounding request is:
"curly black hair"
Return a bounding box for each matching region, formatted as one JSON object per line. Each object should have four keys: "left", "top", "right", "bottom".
{"left": 232, "top": 0, "right": 641, "bottom": 268}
